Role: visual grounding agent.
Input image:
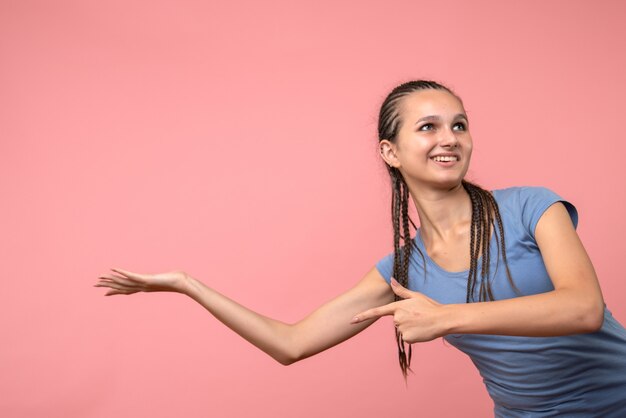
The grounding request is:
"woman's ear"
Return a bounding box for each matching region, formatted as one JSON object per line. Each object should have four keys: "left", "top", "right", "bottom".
{"left": 379, "top": 139, "right": 400, "bottom": 168}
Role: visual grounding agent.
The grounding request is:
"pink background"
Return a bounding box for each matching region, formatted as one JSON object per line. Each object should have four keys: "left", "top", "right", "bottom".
{"left": 1, "top": 1, "right": 625, "bottom": 417}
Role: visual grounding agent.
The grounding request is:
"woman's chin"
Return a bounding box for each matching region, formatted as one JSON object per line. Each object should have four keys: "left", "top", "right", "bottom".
{"left": 429, "top": 174, "right": 465, "bottom": 188}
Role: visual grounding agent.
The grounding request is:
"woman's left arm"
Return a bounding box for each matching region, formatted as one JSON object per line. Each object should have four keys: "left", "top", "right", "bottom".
{"left": 352, "top": 202, "right": 606, "bottom": 342}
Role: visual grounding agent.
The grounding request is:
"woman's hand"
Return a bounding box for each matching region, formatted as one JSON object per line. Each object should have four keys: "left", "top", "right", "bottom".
{"left": 94, "top": 268, "right": 190, "bottom": 295}
{"left": 351, "top": 278, "right": 448, "bottom": 343}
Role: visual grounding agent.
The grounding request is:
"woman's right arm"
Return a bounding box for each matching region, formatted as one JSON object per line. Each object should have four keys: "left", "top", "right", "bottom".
{"left": 96, "top": 267, "right": 394, "bottom": 365}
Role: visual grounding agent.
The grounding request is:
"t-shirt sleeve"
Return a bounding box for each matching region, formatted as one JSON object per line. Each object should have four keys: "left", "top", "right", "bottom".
{"left": 375, "top": 252, "right": 394, "bottom": 284}
{"left": 519, "top": 186, "right": 579, "bottom": 239}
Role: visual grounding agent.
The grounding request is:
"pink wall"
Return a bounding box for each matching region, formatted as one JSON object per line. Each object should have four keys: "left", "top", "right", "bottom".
{"left": 1, "top": 1, "right": 625, "bottom": 417}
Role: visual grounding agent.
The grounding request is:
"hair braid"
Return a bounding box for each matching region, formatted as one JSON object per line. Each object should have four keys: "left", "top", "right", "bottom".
{"left": 486, "top": 190, "right": 519, "bottom": 295}
{"left": 466, "top": 182, "right": 482, "bottom": 302}
{"left": 480, "top": 187, "right": 493, "bottom": 301}
{"left": 390, "top": 167, "right": 417, "bottom": 378}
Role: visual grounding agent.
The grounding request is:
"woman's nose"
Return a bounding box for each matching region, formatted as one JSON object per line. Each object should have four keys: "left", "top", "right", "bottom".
{"left": 440, "top": 129, "right": 459, "bottom": 148}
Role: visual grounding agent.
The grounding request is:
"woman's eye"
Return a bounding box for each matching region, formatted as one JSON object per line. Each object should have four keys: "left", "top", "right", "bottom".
{"left": 419, "top": 123, "right": 434, "bottom": 131}
{"left": 452, "top": 122, "right": 466, "bottom": 131}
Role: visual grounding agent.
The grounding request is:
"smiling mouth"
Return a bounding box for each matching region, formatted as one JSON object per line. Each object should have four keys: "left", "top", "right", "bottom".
{"left": 430, "top": 155, "right": 459, "bottom": 162}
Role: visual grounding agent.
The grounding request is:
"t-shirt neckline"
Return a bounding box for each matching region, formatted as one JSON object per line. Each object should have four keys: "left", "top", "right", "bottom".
{"left": 414, "top": 189, "right": 499, "bottom": 277}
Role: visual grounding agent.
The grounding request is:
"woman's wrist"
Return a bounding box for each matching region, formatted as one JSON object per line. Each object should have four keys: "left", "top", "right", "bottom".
{"left": 440, "top": 303, "right": 466, "bottom": 336}
{"left": 177, "top": 273, "right": 198, "bottom": 296}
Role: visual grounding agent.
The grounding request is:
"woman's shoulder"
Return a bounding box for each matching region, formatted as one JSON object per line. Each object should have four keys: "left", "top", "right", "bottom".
{"left": 491, "top": 185, "right": 565, "bottom": 209}
{"left": 492, "top": 185, "right": 557, "bottom": 198}
{"left": 491, "top": 185, "right": 578, "bottom": 235}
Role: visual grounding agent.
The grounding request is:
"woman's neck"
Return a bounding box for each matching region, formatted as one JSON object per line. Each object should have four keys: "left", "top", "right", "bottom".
{"left": 409, "top": 182, "right": 472, "bottom": 245}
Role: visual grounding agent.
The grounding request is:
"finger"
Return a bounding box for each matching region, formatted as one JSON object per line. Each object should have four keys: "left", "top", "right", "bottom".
{"left": 105, "top": 288, "right": 139, "bottom": 296}
{"left": 95, "top": 281, "right": 139, "bottom": 292}
{"left": 98, "top": 274, "right": 138, "bottom": 286}
{"left": 110, "top": 268, "right": 145, "bottom": 282}
{"left": 390, "top": 277, "right": 415, "bottom": 299}
{"left": 96, "top": 276, "right": 142, "bottom": 289}
{"left": 351, "top": 302, "right": 398, "bottom": 324}
{"left": 98, "top": 274, "right": 136, "bottom": 285}
{"left": 95, "top": 281, "right": 138, "bottom": 293}
{"left": 111, "top": 267, "right": 139, "bottom": 277}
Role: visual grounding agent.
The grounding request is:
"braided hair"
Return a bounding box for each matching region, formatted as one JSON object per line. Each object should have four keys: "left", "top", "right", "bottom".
{"left": 377, "top": 80, "right": 518, "bottom": 379}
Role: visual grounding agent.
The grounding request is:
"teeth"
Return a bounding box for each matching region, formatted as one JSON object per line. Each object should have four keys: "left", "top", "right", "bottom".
{"left": 432, "top": 155, "right": 458, "bottom": 162}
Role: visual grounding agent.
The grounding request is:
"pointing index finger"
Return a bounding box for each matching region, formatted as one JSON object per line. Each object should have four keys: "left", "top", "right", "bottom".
{"left": 351, "top": 302, "right": 398, "bottom": 324}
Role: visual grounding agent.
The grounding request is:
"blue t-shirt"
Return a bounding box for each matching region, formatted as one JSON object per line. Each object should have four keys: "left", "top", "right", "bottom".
{"left": 375, "top": 186, "right": 626, "bottom": 417}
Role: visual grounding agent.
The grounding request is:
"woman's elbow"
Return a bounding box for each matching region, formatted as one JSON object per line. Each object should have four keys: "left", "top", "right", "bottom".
{"left": 272, "top": 343, "right": 303, "bottom": 366}
{"left": 276, "top": 354, "right": 299, "bottom": 366}
{"left": 580, "top": 299, "right": 605, "bottom": 333}
{"left": 275, "top": 346, "right": 312, "bottom": 366}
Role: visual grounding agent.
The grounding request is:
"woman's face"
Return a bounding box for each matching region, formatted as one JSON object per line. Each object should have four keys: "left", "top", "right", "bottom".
{"left": 382, "top": 89, "right": 473, "bottom": 191}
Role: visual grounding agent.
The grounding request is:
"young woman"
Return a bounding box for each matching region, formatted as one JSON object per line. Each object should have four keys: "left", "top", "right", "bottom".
{"left": 95, "top": 80, "right": 626, "bottom": 417}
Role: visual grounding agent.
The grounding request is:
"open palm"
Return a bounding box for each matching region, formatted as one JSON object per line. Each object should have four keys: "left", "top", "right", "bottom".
{"left": 95, "top": 268, "right": 188, "bottom": 295}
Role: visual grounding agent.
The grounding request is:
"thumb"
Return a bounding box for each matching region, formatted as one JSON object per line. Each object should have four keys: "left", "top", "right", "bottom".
{"left": 390, "top": 277, "right": 414, "bottom": 298}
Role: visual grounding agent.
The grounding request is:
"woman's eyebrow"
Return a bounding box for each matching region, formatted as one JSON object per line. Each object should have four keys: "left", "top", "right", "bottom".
{"left": 415, "top": 115, "right": 440, "bottom": 125}
{"left": 414, "top": 113, "right": 467, "bottom": 125}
